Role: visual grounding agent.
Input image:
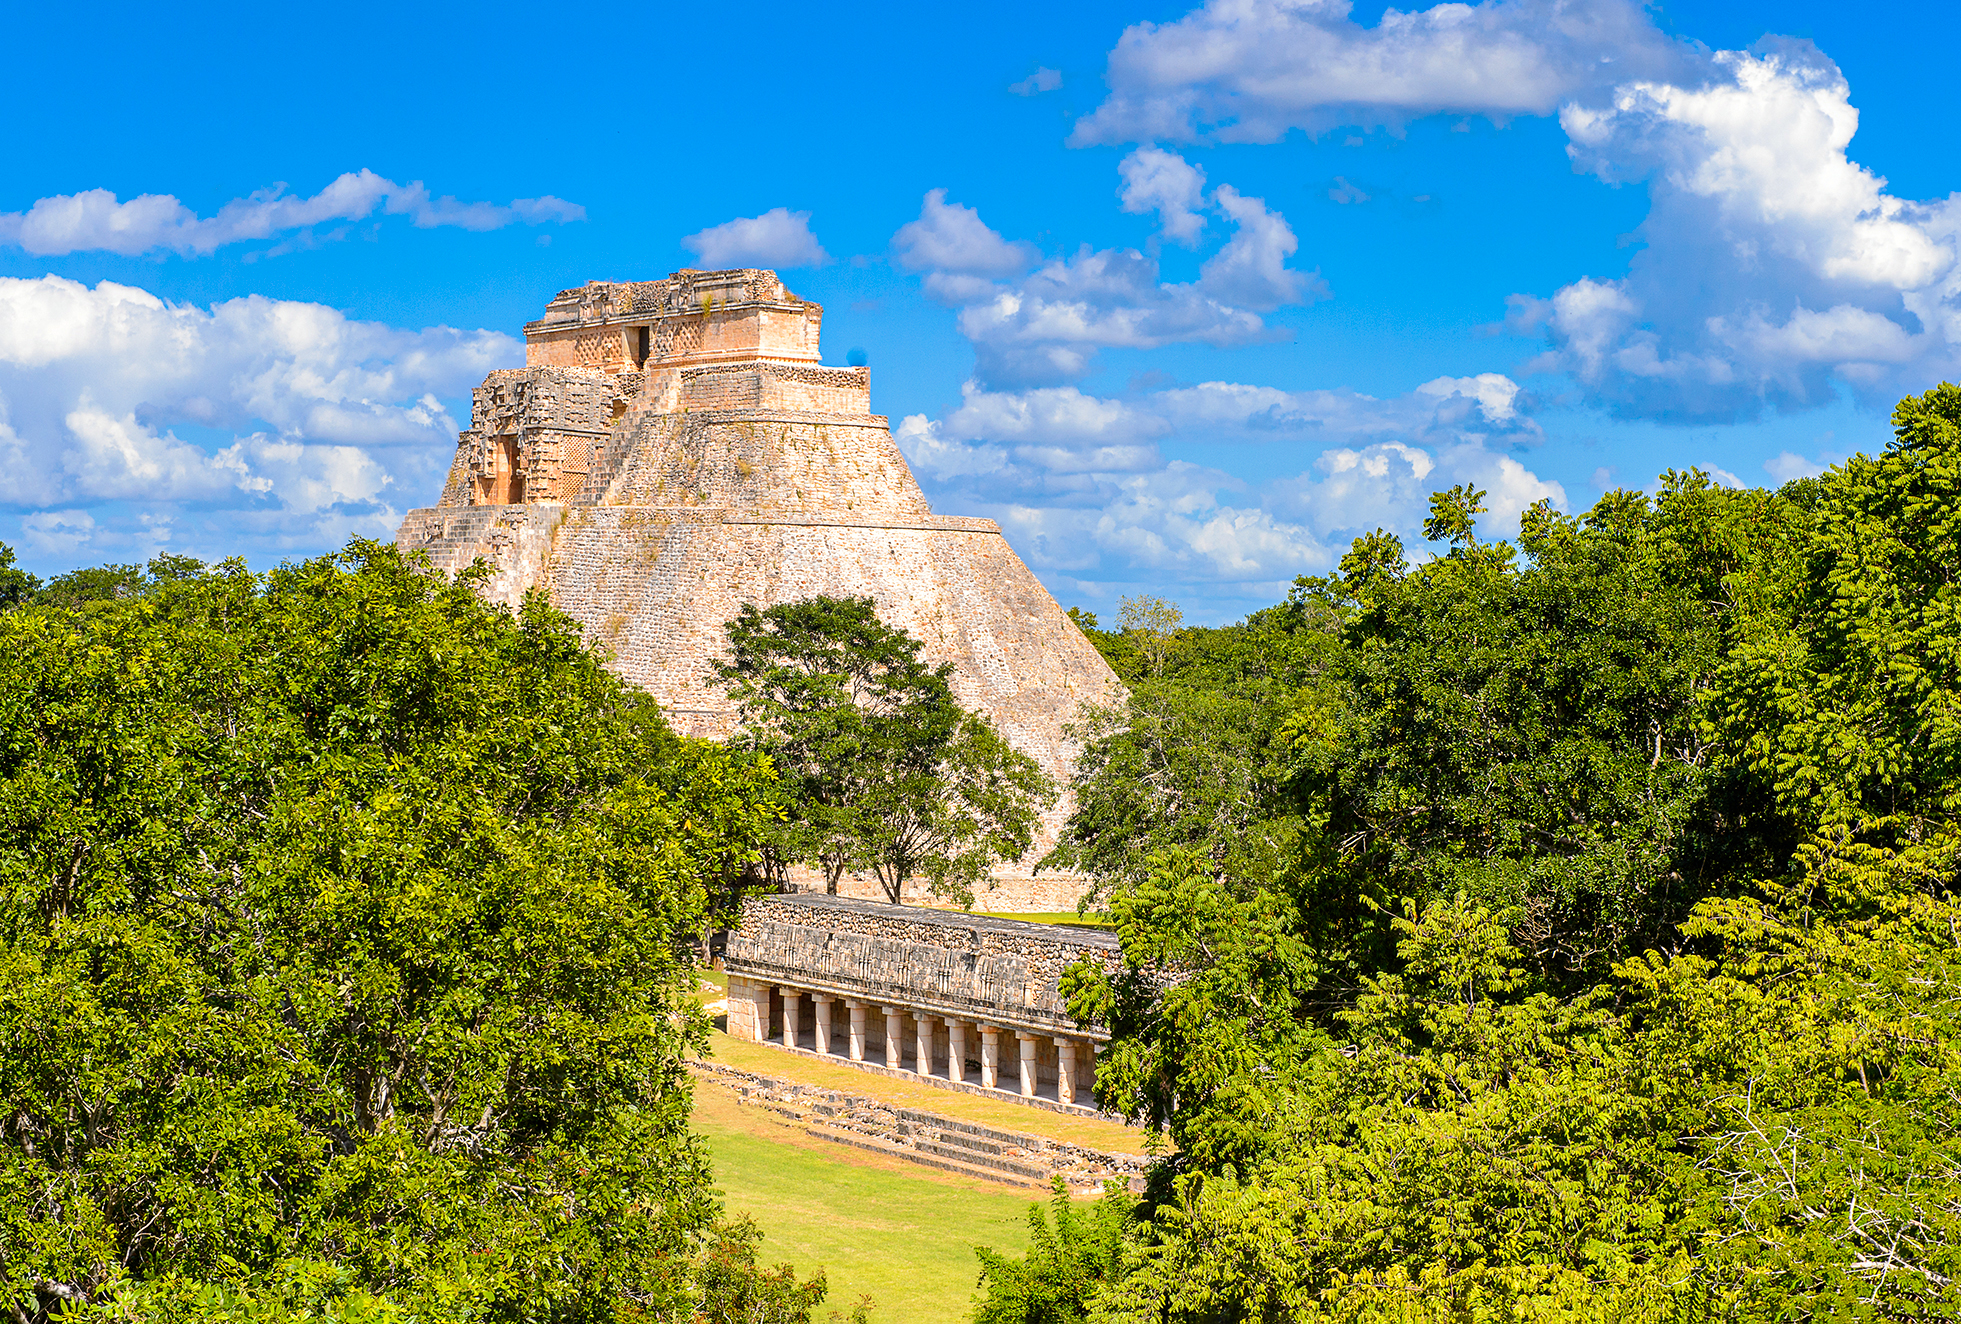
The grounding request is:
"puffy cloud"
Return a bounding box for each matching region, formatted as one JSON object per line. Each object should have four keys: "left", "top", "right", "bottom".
{"left": 892, "top": 189, "right": 1042, "bottom": 303}
{"left": 1073, "top": 0, "right": 1698, "bottom": 145}
{"left": 18, "top": 510, "right": 94, "bottom": 557}
{"left": 894, "top": 414, "right": 1010, "bottom": 481}
{"left": 0, "top": 170, "right": 585, "bottom": 257}
{"left": 897, "top": 370, "right": 1557, "bottom": 604}
{"left": 1416, "top": 372, "right": 1520, "bottom": 421}
{"left": 58, "top": 406, "right": 255, "bottom": 502}
{"left": 894, "top": 183, "right": 1321, "bottom": 387}
{"left": 1270, "top": 440, "right": 1563, "bottom": 542}
{"left": 994, "top": 466, "right": 1332, "bottom": 587}
{"left": 0, "top": 275, "right": 517, "bottom": 562}
{"left": 1523, "top": 49, "right": 1961, "bottom": 419}
{"left": 1561, "top": 50, "right": 1946, "bottom": 291}
{"left": 680, "top": 207, "right": 830, "bottom": 269}
{"left": 1118, "top": 147, "right": 1209, "bottom": 245}
{"left": 1198, "top": 185, "right": 1321, "bottom": 309}
{"left": 1010, "top": 67, "right": 1064, "bottom": 96}
{"left": 1764, "top": 450, "right": 1829, "bottom": 482}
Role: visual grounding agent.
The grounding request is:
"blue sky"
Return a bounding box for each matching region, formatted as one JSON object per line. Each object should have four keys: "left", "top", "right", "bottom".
{"left": 5, "top": 0, "right": 1959, "bottom": 621}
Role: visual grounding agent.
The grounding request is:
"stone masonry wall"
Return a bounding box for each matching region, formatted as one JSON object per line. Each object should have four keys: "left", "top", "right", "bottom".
{"left": 679, "top": 363, "right": 871, "bottom": 414}
{"left": 722, "top": 894, "right": 1120, "bottom": 1037}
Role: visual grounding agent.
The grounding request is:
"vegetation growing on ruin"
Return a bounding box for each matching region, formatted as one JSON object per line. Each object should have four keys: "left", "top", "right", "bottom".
{"left": 973, "top": 382, "right": 1961, "bottom": 1321}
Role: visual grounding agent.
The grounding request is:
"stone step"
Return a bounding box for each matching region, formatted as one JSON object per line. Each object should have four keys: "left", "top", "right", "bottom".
{"left": 694, "top": 1059, "right": 1148, "bottom": 1190}
{"left": 907, "top": 1135, "right": 1058, "bottom": 1181}
{"left": 803, "top": 1124, "right": 1052, "bottom": 1190}
{"left": 894, "top": 1107, "right": 1047, "bottom": 1153}
{"left": 911, "top": 1125, "right": 1006, "bottom": 1157}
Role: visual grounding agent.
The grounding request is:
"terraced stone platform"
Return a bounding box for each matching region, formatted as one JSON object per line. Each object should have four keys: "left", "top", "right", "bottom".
{"left": 690, "top": 1059, "right": 1148, "bottom": 1193}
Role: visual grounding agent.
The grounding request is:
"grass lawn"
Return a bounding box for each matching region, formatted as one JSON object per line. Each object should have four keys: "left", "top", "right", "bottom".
{"left": 975, "top": 911, "right": 1114, "bottom": 929}
{"left": 694, "top": 1082, "right": 1040, "bottom": 1324}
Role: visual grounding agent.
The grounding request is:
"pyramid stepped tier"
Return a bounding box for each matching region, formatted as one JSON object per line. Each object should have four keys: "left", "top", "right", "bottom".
{"left": 395, "top": 269, "right": 1120, "bottom": 910}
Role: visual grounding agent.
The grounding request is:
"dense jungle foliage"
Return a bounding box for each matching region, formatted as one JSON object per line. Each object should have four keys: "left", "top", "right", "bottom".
{"left": 980, "top": 383, "right": 1961, "bottom": 1321}
{"left": 0, "top": 544, "right": 840, "bottom": 1323}
{"left": 7, "top": 382, "right": 1960, "bottom": 1323}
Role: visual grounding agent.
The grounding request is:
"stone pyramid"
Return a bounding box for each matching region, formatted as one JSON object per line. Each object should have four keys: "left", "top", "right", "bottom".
{"left": 395, "top": 268, "right": 1119, "bottom": 908}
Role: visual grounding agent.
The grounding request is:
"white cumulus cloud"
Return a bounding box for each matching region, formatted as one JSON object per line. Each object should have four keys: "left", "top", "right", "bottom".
{"left": 894, "top": 181, "right": 1322, "bottom": 387}
{"left": 681, "top": 207, "right": 830, "bottom": 270}
{"left": 1073, "top": 0, "right": 1699, "bottom": 144}
{"left": 0, "top": 170, "right": 585, "bottom": 257}
{"left": 893, "top": 190, "right": 1043, "bottom": 304}
{"left": 1198, "top": 185, "right": 1318, "bottom": 309}
{"left": 0, "top": 275, "right": 518, "bottom": 563}
{"left": 896, "top": 370, "right": 1558, "bottom": 606}
{"left": 1118, "top": 147, "right": 1210, "bottom": 245}
{"left": 1521, "top": 47, "right": 1961, "bottom": 419}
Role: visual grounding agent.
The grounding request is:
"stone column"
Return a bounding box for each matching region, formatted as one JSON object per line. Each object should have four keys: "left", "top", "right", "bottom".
{"left": 1054, "top": 1037, "right": 1077, "bottom": 1106}
{"left": 846, "top": 999, "right": 867, "bottom": 1062}
{"left": 776, "top": 988, "right": 800, "bottom": 1050}
{"left": 979, "top": 1025, "right": 1000, "bottom": 1089}
{"left": 1015, "top": 1031, "right": 1039, "bottom": 1098}
{"left": 882, "top": 1006, "right": 905, "bottom": 1070}
{"left": 915, "top": 1013, "right": 935, "bottom": 1077}
{"left": 946, "top": 1019, "right": 968, "bottom": 1084}
{"left": 812, "top": 996, "right": 835, "bottom": 1055}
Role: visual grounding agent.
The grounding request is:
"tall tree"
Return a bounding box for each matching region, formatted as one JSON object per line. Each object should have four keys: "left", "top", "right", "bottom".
{"left": 717, "top": 596, "right": 1052, "bottom": 906}
{"left": 0, "top": 542, "right": 825, "bottom": 1322}
{"left": 0, "top": 542, "right": 37, "bottom": 610}
{"left": 1045, "top": 602, "right": 1337, "bottom": 904}
{"left": 1007, "top": 387, "right": 1961, "bottom": 1321}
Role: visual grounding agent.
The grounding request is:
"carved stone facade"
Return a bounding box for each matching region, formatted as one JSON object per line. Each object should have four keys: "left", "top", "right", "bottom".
{"left": 722, "top": 894, "right": 1118, "bottom": 1111}
{"left": 395, "top": 269, "right": 1121, "bottom": 910}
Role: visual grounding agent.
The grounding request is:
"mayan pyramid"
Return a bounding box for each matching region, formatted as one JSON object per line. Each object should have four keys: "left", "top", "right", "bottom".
{"left": 395, "top": 268, "right": 1120, "bottom": 908}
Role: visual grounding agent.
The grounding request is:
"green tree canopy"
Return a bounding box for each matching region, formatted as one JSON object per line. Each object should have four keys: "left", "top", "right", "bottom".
{"left": 0, "top": 542, "right": 38, "bottom": 610}
{"left": 716, "top": 595, "right": 1053, "bottom": 907}
{"left": 0, "top": 542, "right": 823, "bottom": 1322}
{"left": 989, "top": 388, "right": 1961, "bottom": 1321}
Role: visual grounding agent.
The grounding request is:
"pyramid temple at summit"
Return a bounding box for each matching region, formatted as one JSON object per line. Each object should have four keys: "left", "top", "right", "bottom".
{"left": 395, "top": 268, "right": 1120, "bottom": 909}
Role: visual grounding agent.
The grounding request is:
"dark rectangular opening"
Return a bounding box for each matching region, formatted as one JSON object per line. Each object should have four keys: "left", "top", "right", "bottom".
{"left": 633, "top": 325, "right": 650, "bottom": 368}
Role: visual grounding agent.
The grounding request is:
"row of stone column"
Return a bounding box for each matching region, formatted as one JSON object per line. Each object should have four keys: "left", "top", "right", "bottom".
{"left": 775, "top": 986, "right": 1088, "bottom": 1107}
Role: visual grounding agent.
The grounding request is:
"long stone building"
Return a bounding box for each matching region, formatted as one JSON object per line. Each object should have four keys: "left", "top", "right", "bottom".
{"left": 722, "top": 894, "right": 1120, "bottom": 1110}
{"left": 394, "top": 268, "right": 1120, "bottom": 910}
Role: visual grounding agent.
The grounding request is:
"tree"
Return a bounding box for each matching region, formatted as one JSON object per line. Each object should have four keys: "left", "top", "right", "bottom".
{"left": 0, "top": 541, "right": 825, "bottom": 1322}
{"left": 858, "top": 706, "right": 1054, "bottom": 908}
{"left": 1043, "top": 603, "right": 1336, "bottom": 905}
{"left": 1118, "top": 596, "right": 1182, "bottom": 678}
{"left": 717, "top": 596, "right": 1053, "bottom": 907}
{"left": 30, "top": 561, "right": 146, "bottom": 606}
{"left": 0, "top": 543, "right": 37, "bottom": 611}
{"left": 1013, "top": 387, "right": 1961, "bottom": 1321}
{"left": 972, "top": 1179, "right": 1133, "bottom": 1324}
